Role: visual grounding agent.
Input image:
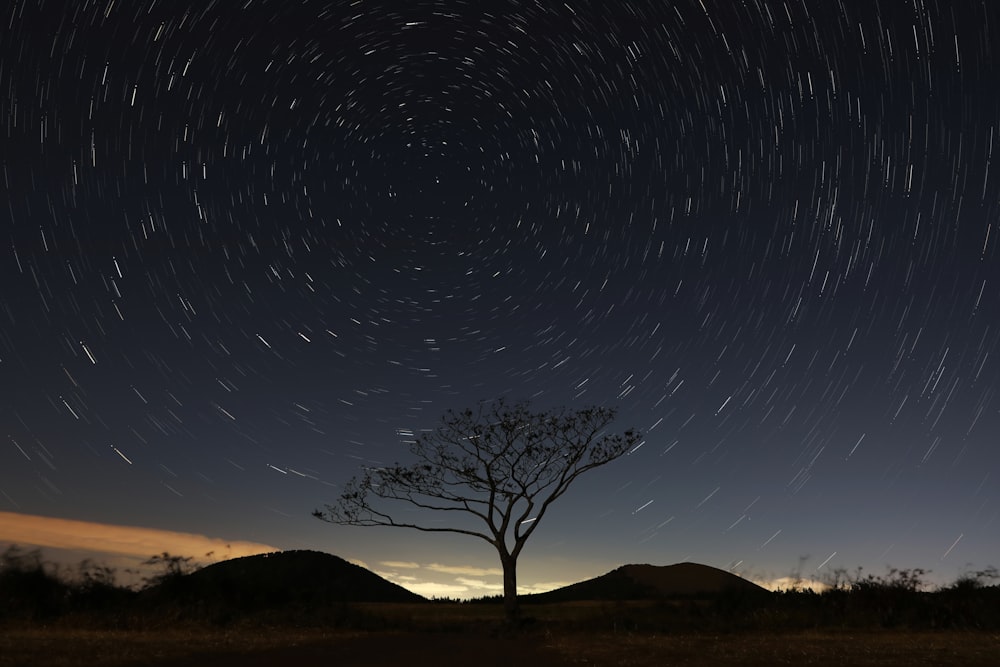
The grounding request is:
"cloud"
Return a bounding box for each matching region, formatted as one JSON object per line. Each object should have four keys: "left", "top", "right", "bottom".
{"left": 380, "top": 560, "right": 421, "bottom": 569}
{"left": 426, "top": 563, "right": 503, "bottom": 576}
{"left": 373, "top": 564, "right": 571, "bottom": 600}
{"left": 456, "top": 577, "right": 503, "bottom": 591}
{"left": 754, "top": 576, "right": 830, "bottom": 592}
{"left": 518, "top": 581, "right": 573, "bottom": 595}
{"left": 0, "top": 511, "right": 278, "bottom": 562}
{"left": 399, "top": 581, "right": 470, "bottom": 598}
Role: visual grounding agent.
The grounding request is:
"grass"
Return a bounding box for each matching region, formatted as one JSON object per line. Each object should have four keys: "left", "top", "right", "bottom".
{"left": 3, "top": 550, "right": 999, "bottom": 665}
{"left": 546, "top": 630, "right": 1000, "bottom": 666}
{"left": 2, "top": 623, "right": 998, "bottom": 667}
{"left": 4, "top": 601, "right": 1000, "bottom": 667}
{"left": 0, "top": 625, "right": 349, "bottom": 667}
{"left": 11, "top": 626, "right": 363, "bottom": 667}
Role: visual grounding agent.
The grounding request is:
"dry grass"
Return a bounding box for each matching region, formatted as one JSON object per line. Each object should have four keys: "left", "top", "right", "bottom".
{"left": 3, "top": 599, "right": 999, "bottom": 666}
{"left": 352, "top": 600, "right": 658, "bottom": 627}
{"left": 546, "top": 631, "right": 1000, "bottom": 666}
{"left": 2, "top": 625, "right": 998, "bottom": 667}
{"left": 0, "top": 626, "right": 355, "bottom": 667}
{"left": 555, "top": 632, "right": 1000, "bottom": 667}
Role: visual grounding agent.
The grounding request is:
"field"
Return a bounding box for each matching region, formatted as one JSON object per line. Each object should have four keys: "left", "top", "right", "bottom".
{"left": 2, "top": 603, "right": 998, "bottom": 667}
{"left": 3, "top": 551, "right": 998, "bottom": 665}
{"left": 2, "top": 625, "right": 998, "bottom": 666}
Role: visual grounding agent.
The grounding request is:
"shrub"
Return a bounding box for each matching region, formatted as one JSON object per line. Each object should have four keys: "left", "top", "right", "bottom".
{"left": 0, "top": 545, "right": 70, "bottom": 621}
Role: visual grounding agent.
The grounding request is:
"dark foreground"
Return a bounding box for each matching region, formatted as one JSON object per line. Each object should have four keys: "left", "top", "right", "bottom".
{"left": 2, "top": 627, "right": 998, "bottom": 667}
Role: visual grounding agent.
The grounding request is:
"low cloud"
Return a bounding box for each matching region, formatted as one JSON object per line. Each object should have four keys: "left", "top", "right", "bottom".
{"left": 426, "top": 563, "right": 502, "bottom": 576}
{"left": 456, "top": 577, "right": 503, "bottom": 591}
{"left": 401, "top": 581, "right": 470, "bottom": 598}
{"left": 0, "top": 511, "right": 278, "bottom": 563}
{"left": 380, "top": 560, "right": 421, "bottom": 569}
{"left": 518, "top": 581, "right": 573, "bottom": 595}
{"left": 754, "top": 576, "right": 830, "bottom": 592}
{"left": 373, "top": 561, "right": 568, "bottom": 599}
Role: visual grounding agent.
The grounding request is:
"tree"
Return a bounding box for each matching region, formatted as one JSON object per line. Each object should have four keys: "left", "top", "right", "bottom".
{"left": 314, "top": 399, "right": 641, "bottom": 624}
{"left": 140, "top": 552, "right": 196, "bottom": 590}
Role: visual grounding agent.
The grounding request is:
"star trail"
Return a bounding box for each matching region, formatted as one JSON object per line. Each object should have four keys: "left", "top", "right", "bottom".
{"left": 1, "top": 0, "right": 997, "bottom": 594}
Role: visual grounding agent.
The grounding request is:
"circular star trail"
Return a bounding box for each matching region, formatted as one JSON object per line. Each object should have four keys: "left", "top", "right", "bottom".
{"left": 1, "top": 0, "right": 998, "bottom": 586}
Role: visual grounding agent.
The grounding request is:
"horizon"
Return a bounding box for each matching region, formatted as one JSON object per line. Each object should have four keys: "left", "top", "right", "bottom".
{"left": 0, "top": 511, "right": 980, "bottom": 599}
{"left": 2, "top": 1, "right": 998, "bottom": 603}
{"left": 0, "top": 534, "right": 874, "bottom": 598}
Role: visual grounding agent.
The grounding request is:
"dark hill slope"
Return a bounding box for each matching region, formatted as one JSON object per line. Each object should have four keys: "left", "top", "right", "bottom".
{"left": 525, "top": 562, "right": 768, "bottom": 603}
{"left": 145, "top": 550, "right": 424, "bottom": 613}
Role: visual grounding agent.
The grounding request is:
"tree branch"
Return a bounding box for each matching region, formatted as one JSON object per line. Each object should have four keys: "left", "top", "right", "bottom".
{"left": 314, "top": 399, "right": 641, "bottom": 574}
{"left": 313, "top": 508, "right": 495, "bottom": 545}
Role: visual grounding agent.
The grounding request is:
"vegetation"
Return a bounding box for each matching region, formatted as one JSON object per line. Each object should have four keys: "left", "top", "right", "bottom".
{"left": 2, "top": 544, "right": 998, "bottom": 633}
{"left": 2, "top": 546, "right": 1000, "bottom": 666}
{"left": 313, "top": 398, "right": 642, "bottom": 624}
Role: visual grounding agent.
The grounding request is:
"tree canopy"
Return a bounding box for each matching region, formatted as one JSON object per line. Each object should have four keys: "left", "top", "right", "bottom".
{"left": 315, "top": 398, "right": 641, "bottom": 622}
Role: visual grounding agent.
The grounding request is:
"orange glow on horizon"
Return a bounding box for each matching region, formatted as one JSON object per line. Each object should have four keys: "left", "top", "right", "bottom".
{"left": 0, "top": 510, "right": 278, "bottom": 562}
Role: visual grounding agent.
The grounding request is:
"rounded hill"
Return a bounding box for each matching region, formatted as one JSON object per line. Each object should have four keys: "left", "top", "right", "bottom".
{"left": 142, "top": 550, "right": 425, "bottom": 616}
{"left": 524, "top": 562, "right": 768, "bottom": 603}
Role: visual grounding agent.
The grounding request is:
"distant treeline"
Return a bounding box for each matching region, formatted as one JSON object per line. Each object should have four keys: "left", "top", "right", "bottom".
{"left": 2, "top": 545, "right": 998, "bottom": 632}
{"left": 0, "top": 545, "right": 198, "bottom": 625}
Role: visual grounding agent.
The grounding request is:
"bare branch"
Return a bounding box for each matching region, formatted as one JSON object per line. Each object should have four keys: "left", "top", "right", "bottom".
{"left": 313, "top": 508, "right": 495, "bottom": 545}
{"left": 314, "top": 398, "right": 641, "bottom": 623}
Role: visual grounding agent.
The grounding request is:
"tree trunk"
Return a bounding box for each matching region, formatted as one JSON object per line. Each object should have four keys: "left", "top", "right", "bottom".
{"left": 500, "top": 553, "right": 520, "bottom": 626}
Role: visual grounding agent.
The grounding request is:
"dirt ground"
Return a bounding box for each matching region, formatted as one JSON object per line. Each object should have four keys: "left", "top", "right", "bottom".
{"left": 3, "top": 628, "right": 998, "bottom": 667}
{"left": 141, "top": 631, "right": 576, "bottom": 667}
{"left": 140, "top": 631, "right": 1000, "bottom": 667}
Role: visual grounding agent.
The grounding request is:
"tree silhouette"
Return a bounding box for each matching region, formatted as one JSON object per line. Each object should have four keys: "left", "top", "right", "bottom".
{"left": 140, "top": 552, "right": 196, "bottom": 590}
{"left": 314, "top": 399, "right": 641, "bottom": 624}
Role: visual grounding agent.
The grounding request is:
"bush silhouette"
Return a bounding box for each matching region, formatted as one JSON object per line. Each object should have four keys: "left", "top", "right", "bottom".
{"left": 0, "top": 546, "right": 70, "bottom": 621}
{"left": 1, "top": 546, "right": 998, "bottom": 632}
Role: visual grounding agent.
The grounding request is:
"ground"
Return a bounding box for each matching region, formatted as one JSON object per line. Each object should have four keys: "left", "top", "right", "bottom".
{"left": 2, "top": 627, "right": 998, "bottom": 667}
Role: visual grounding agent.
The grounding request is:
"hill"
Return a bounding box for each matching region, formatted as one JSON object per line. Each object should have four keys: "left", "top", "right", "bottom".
{"left": 142, "top": 550, "right": 425, "bottom": 614}
{"left": 524, "top": 562, "right": 769, "bottom": 603}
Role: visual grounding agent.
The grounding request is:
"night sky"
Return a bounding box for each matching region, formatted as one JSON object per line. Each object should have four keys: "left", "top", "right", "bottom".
{"left": 2, "top": 0, "right": 998, "bottom": 597}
